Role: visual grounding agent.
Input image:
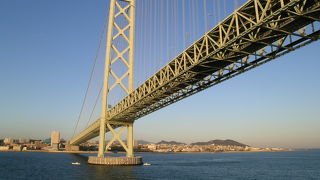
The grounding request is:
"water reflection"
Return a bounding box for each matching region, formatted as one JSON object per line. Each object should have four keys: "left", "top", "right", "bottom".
{"left": 91, "top": 165, "right": 138, "bottom": 180}
{"left": 1, "top": 151, "right": 320, "bottom": 179}
{"left": 71, "top": 153, "right": 139, "bottom": 180}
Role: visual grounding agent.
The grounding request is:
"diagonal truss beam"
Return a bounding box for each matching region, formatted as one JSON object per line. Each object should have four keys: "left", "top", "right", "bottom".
{"left": 71, "top": 0, "right": 320, "bottom": 146}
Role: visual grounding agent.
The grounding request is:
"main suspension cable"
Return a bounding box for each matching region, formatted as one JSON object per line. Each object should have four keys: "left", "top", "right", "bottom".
{"left": 72, "top": 7, "right": 109, "bottom": 139}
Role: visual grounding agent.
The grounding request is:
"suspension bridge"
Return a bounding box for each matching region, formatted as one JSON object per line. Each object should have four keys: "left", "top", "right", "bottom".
{"left": 69, "top": 0, "right": 320, "bottom": 165}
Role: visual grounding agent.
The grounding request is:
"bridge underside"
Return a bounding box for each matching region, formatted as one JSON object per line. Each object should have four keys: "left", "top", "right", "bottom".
{"left": 70, "top": 0, "right": 320, "bottom": 145}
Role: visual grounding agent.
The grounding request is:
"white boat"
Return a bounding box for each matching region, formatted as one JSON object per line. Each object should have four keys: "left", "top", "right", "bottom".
{"left": 71, "top": 162, "right": 81, "bottom": 165}
{"left": 143, "top": 163, "right": 151, "bottom": 166}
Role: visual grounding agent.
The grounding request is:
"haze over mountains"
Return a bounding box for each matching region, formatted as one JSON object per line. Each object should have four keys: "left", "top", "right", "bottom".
{"left": 191, "top": 139, "right": 247, "bottom": 147}
{"left": 137, "top": 139, "right": 247, "bottom": 146}
{"left": 156, "top": 140, "right": 186, "bottom": 145}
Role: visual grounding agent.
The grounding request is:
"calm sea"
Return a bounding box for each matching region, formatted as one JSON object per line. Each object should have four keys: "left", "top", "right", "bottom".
{"left": 0, "top": 150, "right": 319, "bottom": 180}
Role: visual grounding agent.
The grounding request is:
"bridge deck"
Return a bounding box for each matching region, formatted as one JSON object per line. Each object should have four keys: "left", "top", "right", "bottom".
{"left": 70, "top": 0, "right": 320, "bottom": 145}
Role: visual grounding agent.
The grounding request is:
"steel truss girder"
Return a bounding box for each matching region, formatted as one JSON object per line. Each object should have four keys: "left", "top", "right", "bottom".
{"left": 71, "top": 0, "right": 320, "bottom": 145}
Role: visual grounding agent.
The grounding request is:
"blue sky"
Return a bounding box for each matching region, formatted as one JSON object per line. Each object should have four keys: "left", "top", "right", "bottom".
{"left": 0, "top": 0, "right": 319, "bottom": 148}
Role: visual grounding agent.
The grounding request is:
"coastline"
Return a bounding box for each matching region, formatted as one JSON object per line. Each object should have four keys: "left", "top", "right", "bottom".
{"left": 0, "top": 149, "right": 298, "bottom": 154}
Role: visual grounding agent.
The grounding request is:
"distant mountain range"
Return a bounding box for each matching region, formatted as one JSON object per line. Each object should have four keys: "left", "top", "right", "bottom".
{"left": 138, "top": 139, "right": 248, "bottom": 147}
{"left": 191, "top": 139, "right": 247, "bottom": 147}
{"left": 136, "top": 140, "right": 152, "bottom": 145}
{"left": 156, "top": 140, "right": 186, "bottom": 145}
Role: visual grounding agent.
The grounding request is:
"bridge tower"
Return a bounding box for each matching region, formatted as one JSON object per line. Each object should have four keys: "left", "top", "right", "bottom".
{"left": 88, "top": 0, "right": 142, "bottom": 165}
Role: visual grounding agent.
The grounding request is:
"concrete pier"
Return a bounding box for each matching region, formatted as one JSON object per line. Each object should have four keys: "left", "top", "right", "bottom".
{"left": 88, "top": 156, "right": 143, "bottom": 166}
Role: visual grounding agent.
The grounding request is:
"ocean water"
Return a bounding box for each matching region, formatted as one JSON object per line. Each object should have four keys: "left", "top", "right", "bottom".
{"left": 0, "top": 150, "right": 319, "bottom": 180}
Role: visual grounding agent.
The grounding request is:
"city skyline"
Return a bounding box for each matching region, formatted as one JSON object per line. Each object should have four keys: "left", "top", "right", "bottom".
{"left": 0, "top": 0, "right": 319, "bottom": 149}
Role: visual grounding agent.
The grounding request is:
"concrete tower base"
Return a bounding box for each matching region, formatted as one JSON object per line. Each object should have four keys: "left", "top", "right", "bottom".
{"left": 88, "top": 156, "right": 143, "bottom": 166}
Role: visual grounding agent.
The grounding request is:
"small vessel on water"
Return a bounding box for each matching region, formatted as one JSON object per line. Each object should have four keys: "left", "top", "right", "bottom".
{"left": 71, "top": 162, "right": 81, "bottom": 165}
{"left": 143, "top": 163, "right": 151, "bottom": 166}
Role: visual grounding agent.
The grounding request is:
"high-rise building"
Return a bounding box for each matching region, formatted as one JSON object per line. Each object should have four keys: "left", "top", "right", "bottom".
{"left": 51, "top": 131, "right": 60, "bottom": 150}
{"left": 19, "top": 138, "right": 30, "bottom": 144}
{"left": 4, "top": 138, "right": 14, "bottom": 145}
